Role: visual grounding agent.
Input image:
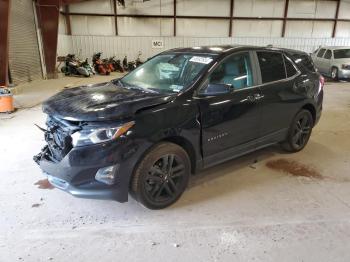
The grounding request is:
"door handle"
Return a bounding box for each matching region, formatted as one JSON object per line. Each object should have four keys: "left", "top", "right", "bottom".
{"left": 253, "top": 93, "right": 264, "bottom": 100}
{"left": 245, "top": 94, "right": 264, "bottom": 103}
{"left": 246, "top": 95, "right": 256, "bottom": 102}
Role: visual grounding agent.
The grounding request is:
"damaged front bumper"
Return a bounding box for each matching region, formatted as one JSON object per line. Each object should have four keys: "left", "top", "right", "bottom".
{"left": 34, "top": 141, "right": 130, "bottom": 202}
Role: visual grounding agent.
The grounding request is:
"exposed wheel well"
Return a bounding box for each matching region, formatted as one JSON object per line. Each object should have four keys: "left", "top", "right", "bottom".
{"left": 302, "top": 104, "right": 316, "bottom": 125}
{"left": 162, "top": 136, "right": 197, "bottom": 174}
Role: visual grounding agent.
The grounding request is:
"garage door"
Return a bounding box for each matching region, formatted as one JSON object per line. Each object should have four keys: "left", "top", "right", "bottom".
{"left": 9, "top": 0, "right": 43, "bottom": 84}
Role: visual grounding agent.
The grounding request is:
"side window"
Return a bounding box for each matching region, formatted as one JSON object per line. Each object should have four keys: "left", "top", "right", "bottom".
{"left": 257, "top": 51, "right": 286, "bottom": 83}
{"left": 317, "top": 49, "right": 326, "bottom": 58}
{"left": 324, "top": 50, "right": 332, "bottom": 59}
{"left": 284, "top": 55, "right": 298, "bottom": 77}
{"left": 209, "top": 52, "right": 253, "bottom": 89}
{"left": 292, "top": 54, "right": 316, "bottom": 72}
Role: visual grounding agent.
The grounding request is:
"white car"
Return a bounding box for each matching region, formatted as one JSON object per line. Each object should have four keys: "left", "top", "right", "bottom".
{"left": 311, "top": 46, "right": 350, "bottom": 81}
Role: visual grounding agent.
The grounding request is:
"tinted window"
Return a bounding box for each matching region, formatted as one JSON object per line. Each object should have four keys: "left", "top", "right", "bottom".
{"left": 209, "top": 52, "right": 253, "bottom": 89}
{"left": 334, "top": 49, "right": 350, "bottom": 59}
{"left": 317, "top": 49, "right": 326, "bottom": 58}
{"left": 292, "top": 54, "right": 316, "bottom": 72}
{"left": 284, "top": 56, "right": 298, "bottom": 77}
{"left": 324, "top": 50, "right": 332, "bottom": 59}
{"left": 257, "top": 51, "right": 286, "bottom": 83}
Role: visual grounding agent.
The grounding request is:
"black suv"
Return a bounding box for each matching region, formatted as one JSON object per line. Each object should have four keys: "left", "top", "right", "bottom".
{"left": 34, "top": 45, "right": 323, "bottom": 209}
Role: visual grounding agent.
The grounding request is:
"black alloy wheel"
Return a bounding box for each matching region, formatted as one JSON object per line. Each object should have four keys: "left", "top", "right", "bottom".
{"left": 282, "top": 109, "right": 313, "bottom": 152}
{"left": 131, "top": 142, "right": 190, "bottom": 209}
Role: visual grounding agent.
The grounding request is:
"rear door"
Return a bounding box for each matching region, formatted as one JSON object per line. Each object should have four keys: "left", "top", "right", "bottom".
{"left": 254, "top": 50, "right": 302, "bottom": 144}
{"left": 196, "top": 51, "right": 262, "bottom": 167}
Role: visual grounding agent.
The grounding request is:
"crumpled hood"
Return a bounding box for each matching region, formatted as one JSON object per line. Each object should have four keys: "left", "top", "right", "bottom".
{"left": 42, "top": 81, "right": 174, "bottom": 121}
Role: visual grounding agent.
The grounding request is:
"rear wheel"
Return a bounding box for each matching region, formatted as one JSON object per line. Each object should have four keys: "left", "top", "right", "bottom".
{"left": 331, "top": 67, "right": 338, "bottom": 81}
{"left": 281, "top": 109, "right": 313, "bottom": 152}
{"left": 131, "top": 142, "right": 190, "bottom": 209}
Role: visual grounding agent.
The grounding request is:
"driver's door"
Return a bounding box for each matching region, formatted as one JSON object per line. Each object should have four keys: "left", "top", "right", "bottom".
{"left": 196, "top": 51, "right": 262, "bottom": 168}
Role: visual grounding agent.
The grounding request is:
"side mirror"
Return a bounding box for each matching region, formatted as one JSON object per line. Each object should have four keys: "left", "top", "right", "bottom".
{"left": 199, "top": 83, "right": 233, "bottom": 96}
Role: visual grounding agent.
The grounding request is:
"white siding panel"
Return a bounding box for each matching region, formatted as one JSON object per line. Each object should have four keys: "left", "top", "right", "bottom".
{"left": 58, "top": 14, "right": 67, "bottom": 35}
{"left": 177, "top": 0, "right": 230, "bottom": 17}
{"left": 118, "top": 0, "right": 173, "bottom": 15}
{"left": 69, "top": 0, "right": 113, "bottom": 14}
{"left": 57, "top": 34, "right": 73, "bottom": 56}
{"left": 69, "top": 35, "right": 350, "bottom": 63}
{"left": 118, "top": 18, "right": 173, "bottom": 36}
{"left": 177, "top": 19, "right": 228, "bottom": 37}
{"left": 87, "top": 16, "right": 115, "bottom": 35}
{"left": 311, "top": 21, "right": 333, "bottom": 37}
{"left": 288, "top": 0, "right": 336, "bottom": 19}
{"left": 71, "top": 16, "right": 89, "bottom": 35}
{"left": 234, "top": 0, "right": 284, "bottom": 18}
{"left": 233, "top": 20, "right": 283, "bottom": 37}
{"left": 314, "top": 1, "right": 337, "bottom": 18}
{"left": 285, "top": 21, "right": 333, "bottom": 37}
{"left": 338, "top": 0, "right": 350, "bottom": 19}
{"left": 336, "top": 21, "right": 350, "bottom": 37}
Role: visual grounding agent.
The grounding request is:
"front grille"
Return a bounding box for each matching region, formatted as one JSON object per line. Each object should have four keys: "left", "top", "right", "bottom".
{"left": 43, "top": 116, "right": 80, "bottom": 162}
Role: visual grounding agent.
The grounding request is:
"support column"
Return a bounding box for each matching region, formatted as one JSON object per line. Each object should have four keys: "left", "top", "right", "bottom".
{"left": 0, "top": 0, "right": 10, "bottom": 86}
{"left": 332, "top": 0, "right": 340, "bottom": 38}
{"left": 36, "top": 0, "right": 60, "bottom": 79}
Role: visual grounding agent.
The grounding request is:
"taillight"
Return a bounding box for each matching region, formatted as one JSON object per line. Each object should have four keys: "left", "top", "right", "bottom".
{"left": 319, "top": 75, "right": 325, "bottom": 89}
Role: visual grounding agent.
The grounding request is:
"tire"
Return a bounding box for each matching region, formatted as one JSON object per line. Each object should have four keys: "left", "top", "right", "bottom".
{"left": 131, "top": 142, "right": 191, "bottom": 209}
{"left": 281, "top": 109, "right": 314, "bottom": 152}
{"left": 331, "top": 67, "right": 338, "bottom": 81}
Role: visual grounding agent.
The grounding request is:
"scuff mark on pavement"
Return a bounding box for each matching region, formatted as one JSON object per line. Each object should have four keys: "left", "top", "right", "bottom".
{"left": 34, "top": 179, "right": 54, "bottom": 190}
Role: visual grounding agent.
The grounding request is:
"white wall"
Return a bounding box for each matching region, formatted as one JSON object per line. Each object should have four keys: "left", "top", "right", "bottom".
{"left": 177, "top": 0, "right": 230, "bottom": 17}
{"left": 118, "top": 17, "right": 173, "bottom": 36}
{"left": 234, "top": 0, "right": 285, "bottom": 17}
{"left": 69, "top": 0, "right": 113, "bottom": 14}
{"left": 56, "top": 34, "right": 350, "bottom": 62}
{"left": 64, "top": 0, "right": 350, "bottom": 38}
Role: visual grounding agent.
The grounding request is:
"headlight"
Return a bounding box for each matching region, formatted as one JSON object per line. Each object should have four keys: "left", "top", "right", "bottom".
{"left": 71, "top": 121, "right": 134, "bottom": 147}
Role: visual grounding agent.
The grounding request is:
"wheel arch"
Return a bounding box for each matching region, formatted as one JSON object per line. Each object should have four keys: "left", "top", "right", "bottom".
{"left": 161, "top": 136, "right": 197, "bottom": 174}
{"left": 301, "top": 103, "right": 316, "bottom": 125}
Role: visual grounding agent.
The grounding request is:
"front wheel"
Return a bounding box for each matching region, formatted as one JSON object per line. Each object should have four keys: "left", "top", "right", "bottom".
{"left": 131, "top": 142, "right": 191, "bottom": 209}
{"left": 281, "top": 109, "right": 314, "bottom": 152}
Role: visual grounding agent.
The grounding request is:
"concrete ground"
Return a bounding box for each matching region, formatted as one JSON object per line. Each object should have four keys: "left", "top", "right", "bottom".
{"left": 1, "top": 75, "right": 350, "bottom": 262}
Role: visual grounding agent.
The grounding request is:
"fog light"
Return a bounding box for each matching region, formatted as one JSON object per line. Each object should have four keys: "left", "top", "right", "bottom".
{"left": 95, "top": 164, "right": 119, "bottom": 185}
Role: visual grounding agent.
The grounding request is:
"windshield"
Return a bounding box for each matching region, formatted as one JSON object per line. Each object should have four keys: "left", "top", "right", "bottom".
{"left": 120, "top": 53, "right": 216, "bottom": 94}
{"left": 333, "top": 49, "right": 350, "bottom": 59}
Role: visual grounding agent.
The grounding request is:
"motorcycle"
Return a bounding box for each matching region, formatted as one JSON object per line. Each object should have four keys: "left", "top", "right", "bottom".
{"left": 102, "top": 58, "right": 115, "bottom": 72}
{"left": 80, "top": 58, "right": 95, "bottom": 75}
{"left": 109, "top": 56, "right": 124, "bottom": 73}
{"left": 122, "top": 55, "right": 137, "bottom": 72}
{"left": 135, "top": 52, "right": 144, "bottom": 67}
{"left": 61, "top": 54, "right": 91, "bottom": 77}
{"left": 93, "top": 52, "right": 111, "bottom": 75}
{"left": 122, "top": 55, "right": 128, "bottom": 71}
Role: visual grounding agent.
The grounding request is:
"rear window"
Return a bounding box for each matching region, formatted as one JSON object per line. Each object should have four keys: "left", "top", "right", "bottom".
{"left": 333, "top": 49, "right": 350, "bottom": 59}
{"left": 292, "top": 54, "right": 316, "bottom": 72}
{"left": 257, "top": 51, "right": 286, "bottom": 83}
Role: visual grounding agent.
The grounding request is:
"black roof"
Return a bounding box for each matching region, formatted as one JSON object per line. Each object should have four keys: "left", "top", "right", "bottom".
{"left": 165, "top": 45, "right": 307, "bottom": 56}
